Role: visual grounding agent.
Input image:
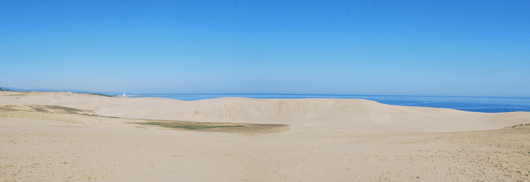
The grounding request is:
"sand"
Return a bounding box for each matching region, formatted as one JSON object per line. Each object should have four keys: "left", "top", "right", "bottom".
{"left": 1, "top": 91, "right": 530, "bottom": 181}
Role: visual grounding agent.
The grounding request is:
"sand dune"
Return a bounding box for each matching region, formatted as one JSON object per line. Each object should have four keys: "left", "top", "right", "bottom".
{"left": 1, "top": 91, "right": 530, "bottom": 181}
{"left": 2, "top": 91, "right": 529, "bottom": 133}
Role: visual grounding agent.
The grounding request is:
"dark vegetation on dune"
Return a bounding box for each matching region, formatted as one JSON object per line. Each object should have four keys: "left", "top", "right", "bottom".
{"left": 135, "top": 121, "right": 290, "bottom": 134}
{"left": 139, "top": 121, "right": 244, "bottom": 130}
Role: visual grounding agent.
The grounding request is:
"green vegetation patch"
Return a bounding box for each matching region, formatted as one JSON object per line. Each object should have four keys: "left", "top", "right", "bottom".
{"left": 131, "top": 120, "right": 289, "bottom": 134}
{"left": 138, "top": 121, "right": 244, "bottom": 130}
{"left": 88, "top": 93, "right": 116, "bottom": 97}
{"left": 510, "top": 123, "right": 530, "bottom": 128}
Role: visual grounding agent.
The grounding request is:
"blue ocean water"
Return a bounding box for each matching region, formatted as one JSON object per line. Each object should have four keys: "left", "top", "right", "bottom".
{"left": 125, "top": 93, "right": 530, "bottom": 113}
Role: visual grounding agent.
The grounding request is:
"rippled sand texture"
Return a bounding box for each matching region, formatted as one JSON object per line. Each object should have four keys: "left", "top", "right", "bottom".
{"left": 1, "top": 91, "right": 530, "bottom": 181}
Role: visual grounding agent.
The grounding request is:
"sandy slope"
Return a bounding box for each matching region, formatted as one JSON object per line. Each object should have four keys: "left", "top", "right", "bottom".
{"left": 1, "top": 91, "right": 530, "bottom": 181}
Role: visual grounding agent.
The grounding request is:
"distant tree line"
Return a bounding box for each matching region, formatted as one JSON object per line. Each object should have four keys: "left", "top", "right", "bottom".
{"left": 0, "top": 87, "right": 116, "bottom": 97}
{"left": 88, "top": 93, "right": 116, "bottom": 97}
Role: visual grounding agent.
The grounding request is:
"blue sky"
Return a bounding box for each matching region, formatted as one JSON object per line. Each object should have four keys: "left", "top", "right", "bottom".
{"left": 1, "top": 0, "right": 529, "bottom": 96}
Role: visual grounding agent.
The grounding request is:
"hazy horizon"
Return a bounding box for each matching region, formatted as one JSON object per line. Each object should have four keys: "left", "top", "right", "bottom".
{"left": 1, "top": 1, "right": 529, "bottom": 97}
{"left": 3, "top": 86, "right": 530, "bottom": 99}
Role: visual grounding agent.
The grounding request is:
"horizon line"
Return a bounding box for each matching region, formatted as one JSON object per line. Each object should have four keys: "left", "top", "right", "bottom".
{"left": 1, "top": 86, "right": 529, "bottom": 99}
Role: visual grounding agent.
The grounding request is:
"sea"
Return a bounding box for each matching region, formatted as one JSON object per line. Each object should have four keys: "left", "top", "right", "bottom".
{"left": 120, "top": 93, "right": 530, "bottom": 113}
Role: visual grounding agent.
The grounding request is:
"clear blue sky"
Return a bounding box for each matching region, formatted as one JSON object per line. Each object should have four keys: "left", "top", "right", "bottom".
{"left": 1, "top": 0, "right": 529, "bottom": 96}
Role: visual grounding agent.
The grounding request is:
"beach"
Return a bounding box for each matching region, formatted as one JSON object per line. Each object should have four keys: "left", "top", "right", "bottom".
{"left": 1, "top": 91, "right": 530, "bottom": 181}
